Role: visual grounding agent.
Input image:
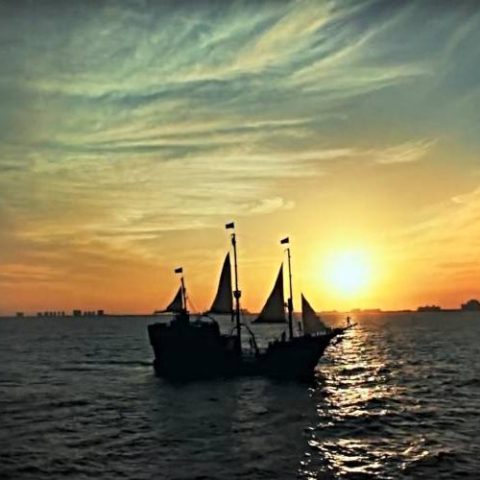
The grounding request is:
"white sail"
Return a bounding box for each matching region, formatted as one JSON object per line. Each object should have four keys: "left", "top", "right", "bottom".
{"left": 165, "top": 287, "right": 184, "bottom": 313}
{"left": 254, "top": 264, "right": 286, "bottom": 323}
{"left": 301, "top": 294, "right": 328, "bottom": 334}
{"left": 209, "top": 253, "right": 233, "bottom": 314}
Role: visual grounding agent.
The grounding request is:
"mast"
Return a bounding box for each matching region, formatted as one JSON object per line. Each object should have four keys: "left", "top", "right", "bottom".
{"left": 226, "top": 222, "right": 241, "bottom": 353}
{"left": 281, "top": 237, "right": 294, "bottom": 339}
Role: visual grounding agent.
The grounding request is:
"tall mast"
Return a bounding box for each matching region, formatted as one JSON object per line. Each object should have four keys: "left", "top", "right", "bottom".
{"left": 180, "top": 276, "right": 187, "bottom": 312}
{"left": 281, "top": 237, "right": 294, "bottom": 339}
{"left": 226, "top": 222, "right": 241, "bottom": 353}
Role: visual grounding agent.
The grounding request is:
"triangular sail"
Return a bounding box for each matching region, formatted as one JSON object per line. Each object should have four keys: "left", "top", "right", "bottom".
{"left": 209, "top": 253, "right": 233, "bottom": 314}
{"left": 253, "top": 264, "right": 286, "bottom": 323}
{"left": 301, "top": 294, "right": 328, "bottom": 334}
{"left": 165, "top": 287, "right": 184, "bottom": 313}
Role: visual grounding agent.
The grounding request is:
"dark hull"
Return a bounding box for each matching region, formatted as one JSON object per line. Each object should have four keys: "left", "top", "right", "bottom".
{"left": 259, "top": 332, "right": 338, "bottom": 382}
{"left": 148, "top": 319, "right": 241, "bottom": 380}
{"left": 148, "top": 317, "right": 344, "bottom": 382}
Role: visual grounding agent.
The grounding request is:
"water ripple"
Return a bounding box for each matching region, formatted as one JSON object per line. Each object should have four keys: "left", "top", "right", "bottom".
{"left": 1, "top": 313, "right": 480, "bottom": 479}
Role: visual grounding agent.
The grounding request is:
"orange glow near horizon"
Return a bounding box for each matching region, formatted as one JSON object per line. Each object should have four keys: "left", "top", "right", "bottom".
{"left": 323, "top": 249, "right": 373, "bottom": 297}
{"left": 2, "top": 222, "right": 480, "bottom": 316}
{"left": 299, "top": 243, "right": 382, "bottom": 313}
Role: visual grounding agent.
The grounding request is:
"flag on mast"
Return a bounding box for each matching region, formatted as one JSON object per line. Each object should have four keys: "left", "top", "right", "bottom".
{"left": 280, "top": 237, "right": 289, "bottom": 245}
{"left": 174, "top": 267, "right": 183, "bottom": 274}
{"left": 225, "top": 222, "right": 235, "bottom": 229}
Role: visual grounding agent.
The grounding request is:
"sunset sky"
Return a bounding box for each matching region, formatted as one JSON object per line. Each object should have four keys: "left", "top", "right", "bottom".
{"left": 1, "top": 1, "right": 480, "bottom": 315}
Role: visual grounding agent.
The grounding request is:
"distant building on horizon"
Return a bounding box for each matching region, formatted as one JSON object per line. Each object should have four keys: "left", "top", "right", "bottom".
{"left": 461, "top": 299, "right": 480, "bottom": 311}
{"left": 417, "top": 305, "right": 442, "bottom": 312}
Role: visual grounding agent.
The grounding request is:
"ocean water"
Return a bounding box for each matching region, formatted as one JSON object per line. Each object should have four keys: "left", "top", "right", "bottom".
{"left": 1, "top": 312, "right": 479, "bottom": 480}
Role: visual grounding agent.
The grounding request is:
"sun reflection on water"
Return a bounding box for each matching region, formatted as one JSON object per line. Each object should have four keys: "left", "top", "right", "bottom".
{"left": 300, "top": 321, "right": 412, "bottom": 479}
{"left": 296, "top": 314, "right": 476, "bottom": 480}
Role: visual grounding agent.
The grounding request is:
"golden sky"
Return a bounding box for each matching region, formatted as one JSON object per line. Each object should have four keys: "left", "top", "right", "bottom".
{"left": 1, "top": 1, "right": 480, "bottom": 314}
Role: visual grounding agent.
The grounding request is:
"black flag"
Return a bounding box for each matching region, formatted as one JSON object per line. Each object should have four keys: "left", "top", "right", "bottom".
{"left": 280, "top": 237, "right": 289, "bottom": 245}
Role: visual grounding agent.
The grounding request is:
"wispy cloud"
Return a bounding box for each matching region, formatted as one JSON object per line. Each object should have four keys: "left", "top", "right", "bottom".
{"left": 371, "top": 139, "right": 436, "bottom": 165}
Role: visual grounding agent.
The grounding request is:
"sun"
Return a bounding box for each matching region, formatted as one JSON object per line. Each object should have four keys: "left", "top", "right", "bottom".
{"left": 324, "top": 250, "right": 372, "bottom": 296}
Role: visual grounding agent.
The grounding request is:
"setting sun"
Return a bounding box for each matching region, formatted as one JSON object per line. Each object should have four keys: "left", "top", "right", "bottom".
{"left": 324, "top": 250, "right": 372, "bottom": 296}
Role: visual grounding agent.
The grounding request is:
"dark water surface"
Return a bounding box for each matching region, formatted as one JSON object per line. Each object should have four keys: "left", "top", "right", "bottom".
{"left": 1, "top": 312, "right": 479, "bottom": 479}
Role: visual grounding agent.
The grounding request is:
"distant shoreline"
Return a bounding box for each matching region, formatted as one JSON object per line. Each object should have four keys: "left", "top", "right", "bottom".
{"left": 1, "top": 309, "right": 479, "bottom": 319}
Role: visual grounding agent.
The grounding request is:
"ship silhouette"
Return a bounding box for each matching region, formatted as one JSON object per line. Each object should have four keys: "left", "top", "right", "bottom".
{"left": 148, "top": 223, "right": 351, "bottom": 381}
